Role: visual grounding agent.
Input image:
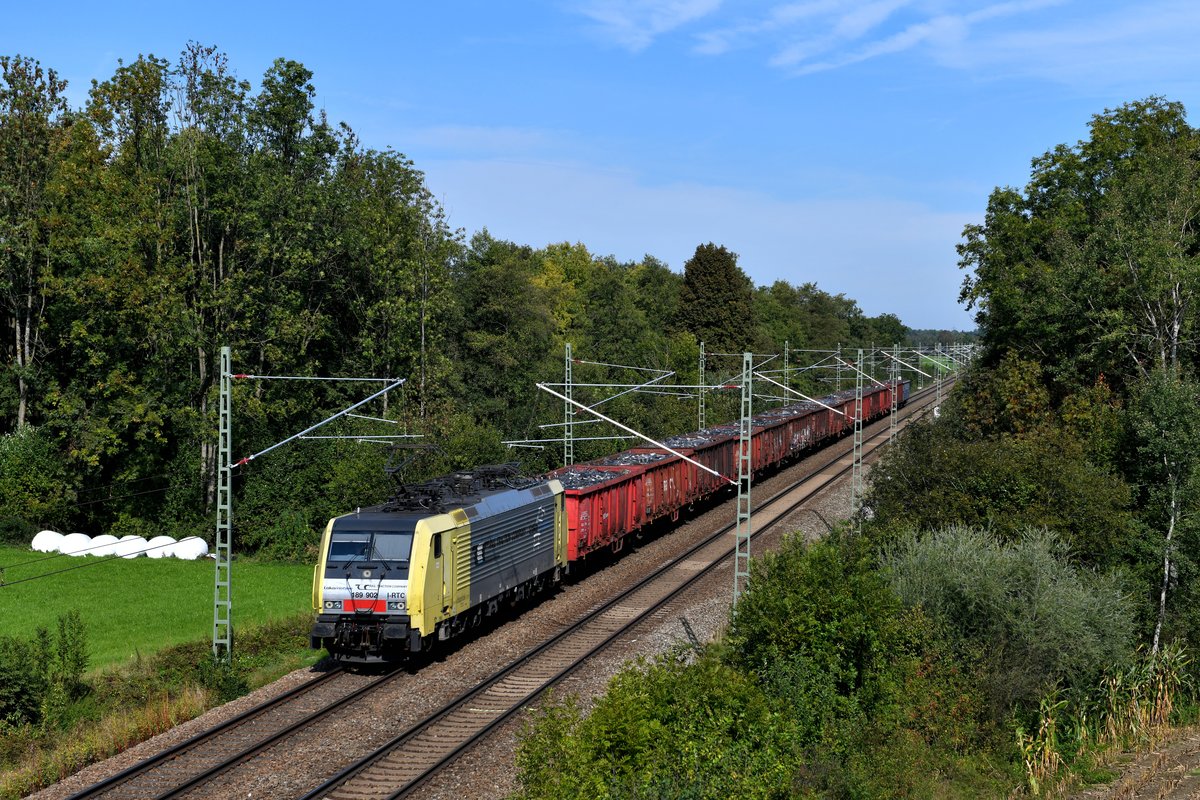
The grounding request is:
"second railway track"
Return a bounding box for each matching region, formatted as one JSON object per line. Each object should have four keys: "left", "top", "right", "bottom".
{"left": 66, "top": 667, "right": 401, "bottom": 800}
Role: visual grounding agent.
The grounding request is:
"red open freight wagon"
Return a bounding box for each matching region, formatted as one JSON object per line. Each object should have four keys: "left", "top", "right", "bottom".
{"left": 545, "top": 382, "right": 900, "bottom": 565}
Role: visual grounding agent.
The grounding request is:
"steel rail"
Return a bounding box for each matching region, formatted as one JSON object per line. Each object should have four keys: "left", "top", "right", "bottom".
{"left": 151, "top": 671, "right": 408, "bottom": 799}
{"left": 65, "top": 667, "right": 412, "bottom": 800}
{"left": 65, "top": 668, "right": 346, "bottom": 800}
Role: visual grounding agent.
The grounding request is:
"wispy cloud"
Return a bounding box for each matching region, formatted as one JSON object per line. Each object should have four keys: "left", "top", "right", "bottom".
{"left": 941, "top": 1, "right": 1200, "bottom": 88}
{"left": 778, "top": 9, "right": 969, "bottom": 74}
{"left": 755, "top": 0, "right": 1065, "bottom": 74}
{"left": 575, "top": 0, "right": 724, "bottom": 50}
{"left": 684, "top": 0, "right": 1200, "bottom": 88}
{"left": 694, "top": 1, "right": 846, "bottom": 55}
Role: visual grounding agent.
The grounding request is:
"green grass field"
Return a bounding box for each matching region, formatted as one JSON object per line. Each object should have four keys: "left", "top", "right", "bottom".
{"left": 0, "top": 545, "right": 313, "bottom": 671}
{"left": 915, "top": 353, "right": 957, "bottom": 374}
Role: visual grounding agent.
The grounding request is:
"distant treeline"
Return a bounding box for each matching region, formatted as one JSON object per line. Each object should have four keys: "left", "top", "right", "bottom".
{"left": 0, "top": 46, "right": 954, "bottom": 550}
{"left": 907, "top": 328, "right": 978, "bottom": 346}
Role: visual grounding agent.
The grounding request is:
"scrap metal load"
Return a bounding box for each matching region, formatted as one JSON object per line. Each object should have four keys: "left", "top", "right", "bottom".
{"left": 548, "top": 380, "right": 910, "bottom": 561}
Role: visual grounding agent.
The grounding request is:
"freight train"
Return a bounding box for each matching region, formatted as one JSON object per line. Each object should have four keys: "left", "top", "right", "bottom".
{"left": 310, "top": 379, "right": 910, "bottom": 662}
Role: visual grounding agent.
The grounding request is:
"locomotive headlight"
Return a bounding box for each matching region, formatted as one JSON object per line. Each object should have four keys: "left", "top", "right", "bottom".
{"left": 387, "top": 601, "right": 404, "bottom": 611}
{"left": 323, "top": 600, "right": 341, "bottom": 610}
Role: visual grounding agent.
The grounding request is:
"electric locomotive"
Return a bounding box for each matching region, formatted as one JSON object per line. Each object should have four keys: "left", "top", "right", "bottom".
{"left": 310, "top": 465, "right": 566, "bottom": 662}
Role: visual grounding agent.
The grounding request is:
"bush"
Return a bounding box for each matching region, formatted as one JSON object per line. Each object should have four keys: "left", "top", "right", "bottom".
{"left": 195, "top": 659, "right": 249, "bottom": 704}
{"left": 0, "top": 611, "right": 90, "bottom": 730}
{"left": 725, "top": 534, "right": 911, "bottom": 719}
{"left": 0, "top": 516, "right": 33, "bottom": 547}
{"left": 51, "top": 611, "right": 88, "bottom": 701}
{"left": 884, "top": 526, "right": 1136, "bottom": 718}
{"left": 719, "top": 534, "right": 995, "bottom": 797}
{"left": 515, "top": 534, "right": 1021, "bottom": 799}
{"left": 863, "top": 421, "right": 1135, "bottom": 567}
{"left": 0, "top": 635, "right": 47, "bottom": 726}
{"left": 514, "top": 653, "right": 795, "bottom": 799}
{"left": 513, "top": 533, "right": 1017, "bottom": 799}
{"left": 0, "top": 427, "right": 73, "bottom": 530}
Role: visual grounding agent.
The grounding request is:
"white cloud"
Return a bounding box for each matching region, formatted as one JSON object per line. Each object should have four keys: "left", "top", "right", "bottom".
{"left": 831, "top": 0, "right": 914, "bottom": 40}
{"left": 423, "top": 157, "right": 976, "bottom": 329}
{"left": 940, "top": 1, "right": 1200, "bottom": 88}
{"left": 787, "top": 12, "right": 966, "bottom": 74}
{"left": 692, "top": 0, "right": 1200, "bottom": 94}
{"left": 694, "top": 0, "right": 848, "bottom": 56}
{"left": 576, "top": 0, "right": 724, "bottom": 50}
{"left": 695, "top": 0, "right": 1096, "bottom": 79}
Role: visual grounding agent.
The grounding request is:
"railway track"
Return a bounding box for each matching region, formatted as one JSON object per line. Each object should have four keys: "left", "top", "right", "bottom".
{"left": 297, "top": 385, "right": 943, "bottom": 800}
{"left": 66, "top": 384, "right": 942, "bottom": 800}
{"left": 64, "top": 667, "right": 399, "bottom": 800}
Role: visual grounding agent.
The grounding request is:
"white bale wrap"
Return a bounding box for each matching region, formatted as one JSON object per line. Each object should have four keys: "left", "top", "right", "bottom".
{"left": 114, "top": 536, "right": 148, "bottom": 559}
{"left": 90, "top": 534, "right": 120, "bottom": 556}
{"left": 31, "top": 530, "right": 63, "bottom": 553}
{"left": 60, "top": 533, "right": 93, "bottom": 556}
{"left": 145, "top": 535, "right": 177, "bottom": 558}
{"left": 172, "top": 537, "right": 209, "bottom": 560}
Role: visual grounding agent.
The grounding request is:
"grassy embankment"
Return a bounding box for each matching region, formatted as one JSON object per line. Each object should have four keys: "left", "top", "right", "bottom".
{"left": 0, "top": 545, "right": 322, "bottom": 798}
{"left": 0, "top": 544, "right": 312, "bottom": 669}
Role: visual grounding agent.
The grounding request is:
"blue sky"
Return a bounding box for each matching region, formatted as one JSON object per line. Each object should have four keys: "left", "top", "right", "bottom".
{"left": 7, "top": 1, "right": 1200, "bottom": 330}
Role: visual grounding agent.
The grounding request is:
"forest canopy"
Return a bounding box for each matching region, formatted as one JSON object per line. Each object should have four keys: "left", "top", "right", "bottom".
{"left": 0, "top": 46, "right": 927, "bottom": 550}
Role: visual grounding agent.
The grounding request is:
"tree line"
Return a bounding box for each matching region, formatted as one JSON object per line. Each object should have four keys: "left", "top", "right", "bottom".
{"left": 0, "top": 45, "right": 917, "bottom": 551}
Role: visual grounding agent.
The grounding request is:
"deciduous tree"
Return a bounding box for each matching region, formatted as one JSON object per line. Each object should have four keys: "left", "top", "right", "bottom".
{"left": 1125, "top": 369, "right": 1200, "bottom": 652}
{"left": 675, "top": 242, "right": 753, "bottom": 353}
{"left": 959, "top": 97, "right": 1200, "bottom": 393}
{"left": 0, "top": 55, "right": 68, "bottom": 430}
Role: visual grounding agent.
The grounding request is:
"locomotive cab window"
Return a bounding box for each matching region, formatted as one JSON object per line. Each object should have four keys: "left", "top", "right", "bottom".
{"left": 370, "top": 532, "right": 413, "bottom": 562}
{"left": 328, "top": 532, "right": 370, "bottom": 561}
{"left": 325, "top": 516, "right": 418, "bottom": 578}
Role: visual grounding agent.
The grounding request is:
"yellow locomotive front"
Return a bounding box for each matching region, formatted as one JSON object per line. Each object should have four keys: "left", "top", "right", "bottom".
{"left": 310, "top": 466, "right": 566, "bottom": 662}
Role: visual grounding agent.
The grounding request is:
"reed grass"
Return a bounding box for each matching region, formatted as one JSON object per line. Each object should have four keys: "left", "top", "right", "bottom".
{"left": 0, "top": 686, "right": 209, "bottom": 800}
{"left": 1016, "top": 644, "right": 1190, "bottom": 797}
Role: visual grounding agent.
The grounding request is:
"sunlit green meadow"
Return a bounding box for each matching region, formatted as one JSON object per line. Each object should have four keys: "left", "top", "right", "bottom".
{"left": 0, "top": 545, "right": 313, "bottom": 670}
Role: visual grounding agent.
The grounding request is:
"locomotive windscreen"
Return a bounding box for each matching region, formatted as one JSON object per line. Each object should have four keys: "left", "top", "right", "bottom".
{"left": 326, "top": 515, "right": 418, "bottom": 577}
{"left": 328, "top": 530, "right": 414, "bottom": 560}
